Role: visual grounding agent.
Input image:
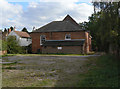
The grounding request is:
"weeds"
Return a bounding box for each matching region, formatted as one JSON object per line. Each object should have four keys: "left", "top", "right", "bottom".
{"left": 77, "top": 55, "right": 118, "bottom": 87}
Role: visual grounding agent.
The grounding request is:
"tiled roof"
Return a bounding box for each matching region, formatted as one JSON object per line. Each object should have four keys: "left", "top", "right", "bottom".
{"left": 15, "top": 31, "right": 30, "bottom": 38}
{"left": 63, "top": 14, "right": 79, "bottom": 26}
{"left": 33, "top": 15, "right": 83, "bottom": 33}
{"left": 42, "top": 39, "right": 85, "bottom": 46}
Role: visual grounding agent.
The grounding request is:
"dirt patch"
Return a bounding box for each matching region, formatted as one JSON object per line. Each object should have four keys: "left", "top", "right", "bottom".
{"left": 2, "top": 55, "right": 90, "bottom": 87}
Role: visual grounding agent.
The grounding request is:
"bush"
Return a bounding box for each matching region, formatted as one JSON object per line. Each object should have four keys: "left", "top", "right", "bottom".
{"left": 0, "top": 40, "right": 2, "bottom": 51}
{"left": 7, "top": 36, "right": 24, "bottom": 54}
{"left": 0, "top": 40, "right": 7, "bottom": 51}
{"left": 2, "top": 40, "right": 7, "bottom": 51}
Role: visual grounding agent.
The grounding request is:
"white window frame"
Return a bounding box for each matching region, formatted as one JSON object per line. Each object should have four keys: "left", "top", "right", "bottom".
{"left": 57, "top": 47, "right": 62, "bottom": 50}
{"left": 65, "top": 34, "right": 71, "bottom": 40}
{"left": 40, "top": 35, "right": 46, "bottom": 45}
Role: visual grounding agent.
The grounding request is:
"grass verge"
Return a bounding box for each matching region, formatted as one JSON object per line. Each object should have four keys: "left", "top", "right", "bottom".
{"left": 2, "top": 53, "right": 89, "bottom": 57}
{"left": 77, "top": 54, "right": 119, "bottom": 87}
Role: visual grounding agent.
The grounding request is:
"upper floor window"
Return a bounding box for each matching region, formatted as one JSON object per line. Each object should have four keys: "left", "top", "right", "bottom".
{"left": 65, "top": 34, "right": 71, "bottom": 40}
{"left": 40, "top": 35, "right": 46, "bottom": 45}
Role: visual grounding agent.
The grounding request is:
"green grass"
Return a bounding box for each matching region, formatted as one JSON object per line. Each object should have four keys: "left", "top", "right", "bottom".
{"left": 77, "top": 54, "right": 119, "bottom": 87}
{"left": 2, "top": 51, "right": 95, "bottom": 57}
{"left": 3, "top": 54, "right": 118, "bottom": 87}
{"left": 2, "top": 53, "right": 88, "bottom": 57}
{"left": 2, "top": 61, "right": 18, "bottom": 65}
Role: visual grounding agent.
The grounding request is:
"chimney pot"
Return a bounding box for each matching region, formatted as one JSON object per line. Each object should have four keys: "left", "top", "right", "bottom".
{"left": 8, "top": 28, "right": 11, "bottom": 33}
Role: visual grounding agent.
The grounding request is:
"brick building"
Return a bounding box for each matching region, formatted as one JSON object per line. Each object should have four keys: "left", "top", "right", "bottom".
{"left": 31, "top": 15, "right": 91, "bottom": 54}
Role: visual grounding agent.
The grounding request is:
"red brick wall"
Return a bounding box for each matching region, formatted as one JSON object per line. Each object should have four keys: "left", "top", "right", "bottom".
{"left": 88, "top": 36, "right": 92, "bottom": 51}
{"left": 30, "top": 31, "right": 91, "bottom": 54}
{"left": 85, "top": 32, "right": 89, "bottom": 53}
{"left": 84, "top": 32, "right": 92, "bottom": 53}
{"left": 42, "top": 46, "right": 84, "bottom": 54}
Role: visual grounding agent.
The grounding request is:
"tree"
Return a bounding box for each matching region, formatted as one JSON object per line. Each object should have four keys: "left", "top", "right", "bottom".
{"left": 4, "top": 28, "right": 7, "bottom": 32}
{"left": 0, "top": 40, "right": 7, "bottom": 53}
{"left": 0, "top": 40, "right": 2, "bottom": 51}
{"left": 7, "top": 36, "right": 23, "bottom": 54}
{"left": 84, "top": 1, "right": 120, "bottom": 56}
{"left": 79, "top": 22, "right": 88, "bottom": 30}
{"left": 2, "top": 40, "right": 7, "bottom": 51}
{"left": 22, "top": 27, "right": 28, "bottom": 33}
{"left": 10, "top": 26, "right": 14, "bottom": 31}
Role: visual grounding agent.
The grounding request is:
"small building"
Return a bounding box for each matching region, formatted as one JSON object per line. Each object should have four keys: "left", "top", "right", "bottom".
{"left": 31, "top": 15, "right": 92, "bottom": 54}
{"left": 8, "top": 30, "right": 32, "bottom": 47}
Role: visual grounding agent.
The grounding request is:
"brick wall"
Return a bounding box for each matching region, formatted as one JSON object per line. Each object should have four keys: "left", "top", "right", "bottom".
{"left": 42, "top": 46, "right": 84, "bottom": 54}
{"left": 85, "top": 32, "right": 89, "bottom": 53}
{"left": 30, "top": 31, "right": 91, "bottom": 54}
{"left": 85, "top": 32, "right": 92, "bottom": 53}
{"left": 88, "top": 36, "right": 92, "bottom": 51}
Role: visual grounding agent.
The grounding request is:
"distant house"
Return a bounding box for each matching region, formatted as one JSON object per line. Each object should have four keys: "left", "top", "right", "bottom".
{"left": 8, "top": 30, "right": 32, "bottom": 47}
{"left": 31, "top": 15, "right": 92, "bottom": 54}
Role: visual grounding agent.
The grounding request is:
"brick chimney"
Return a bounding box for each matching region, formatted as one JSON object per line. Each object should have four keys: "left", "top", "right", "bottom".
{"left": 8, "top": 28, "right": 11, "bottom": 33}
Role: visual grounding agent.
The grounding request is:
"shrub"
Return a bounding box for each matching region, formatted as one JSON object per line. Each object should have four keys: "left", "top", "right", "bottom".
{"left": 0, "top": 40, "right": 7, "bottom": 51}
{"left": 7, "top": 36, "right": 24, "bottom": 54}
{"left": 2, "top": 40, "right": 7, "bottom": 51}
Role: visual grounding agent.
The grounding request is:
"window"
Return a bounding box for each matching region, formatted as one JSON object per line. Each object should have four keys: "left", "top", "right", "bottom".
{"left": 57, "top": 47, "right": 62, "bottom": 50}
{"left": 40, "top": 35, "right": 46, "bottom": 45}
{"left": 65, "top": 34, "right": 71, "bottom": 40}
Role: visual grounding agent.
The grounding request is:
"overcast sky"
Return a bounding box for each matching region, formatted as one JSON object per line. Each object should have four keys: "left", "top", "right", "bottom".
{"left": 0, "top": 0, "right": 94, "bottom": 32}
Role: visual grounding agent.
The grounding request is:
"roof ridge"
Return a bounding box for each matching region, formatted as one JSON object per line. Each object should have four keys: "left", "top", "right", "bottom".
{"left": 15, "top": 31, "right": 27, "bottom": 33}
{"left": 63, "top": 15, "right": 80, "bottom": 26}
{"left": 32, "top": 15, "right": 83, "bottom": 33}
{"left": 14, "top": 31, "right": 30, "bottom": 38}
